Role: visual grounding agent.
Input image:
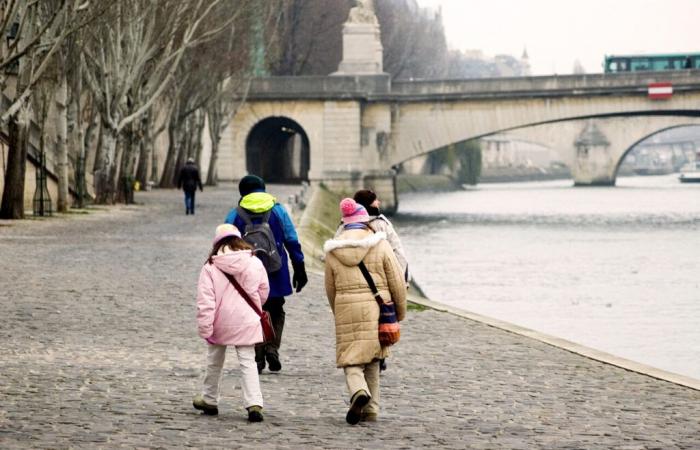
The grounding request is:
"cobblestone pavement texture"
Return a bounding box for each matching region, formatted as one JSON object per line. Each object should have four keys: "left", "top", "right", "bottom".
{"left": 1, "top": 185, "right": 700, "bottom": 449}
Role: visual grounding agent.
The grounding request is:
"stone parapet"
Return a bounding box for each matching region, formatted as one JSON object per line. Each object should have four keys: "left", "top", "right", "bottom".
{"left": 241, "top": 75, "right": 391, "bottom": 100}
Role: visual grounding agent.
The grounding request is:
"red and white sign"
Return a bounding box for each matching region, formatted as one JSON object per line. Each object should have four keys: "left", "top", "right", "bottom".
{"left": 648, "top": 82, "right": 673, "bottom": 100}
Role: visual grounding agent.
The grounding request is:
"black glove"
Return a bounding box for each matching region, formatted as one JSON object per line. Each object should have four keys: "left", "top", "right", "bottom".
{"left": 292, "top": 260, "right": 308, "bottom": 293}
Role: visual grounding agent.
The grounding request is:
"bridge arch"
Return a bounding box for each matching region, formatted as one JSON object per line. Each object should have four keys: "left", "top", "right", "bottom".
{"left": 393, "top": 110, "right": 700, "bottom": 168}
{"left": 396, "top": 114, "right": 700, "bottom": 186}
{"left": 245, "top": 116, "right": 310, "bottom": 183}
{"left": 613, "top": 124, "right": 700, "bottom": 178}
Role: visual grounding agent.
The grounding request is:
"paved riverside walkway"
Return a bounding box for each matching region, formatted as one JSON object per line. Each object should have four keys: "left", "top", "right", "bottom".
{"left": 1, "top": 185, "right": 699, "bottom": 449}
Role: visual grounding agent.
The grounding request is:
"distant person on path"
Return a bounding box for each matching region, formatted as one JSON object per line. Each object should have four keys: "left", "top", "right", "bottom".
{"left": 176, "top": 157, "right": 203, "bottom": 215}
{"left": 224, "top": 175, "right": 307, "bottom": 374}
{"left": 324, "top": 198, "right": 407, "bottom": 424}
{"left": 193, "top": 224, "right": 269, "bottom": 422}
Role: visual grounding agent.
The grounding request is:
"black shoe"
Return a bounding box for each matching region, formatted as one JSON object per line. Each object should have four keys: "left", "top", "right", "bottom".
{"left": 266, "top": 353, "right": 281, "bottom": 372}
{"left": 257, "top": 359, "right": 265, "bottom": 374}
{"left": 379, "top": 359, "right": 387, "bottom": 372}
{"left": 346, "top": 390, "right": 370, "bottom": 425}
{"left": 193, "top": 395, "right": 218, "bottom": 416}
{"left": 247, "top": 405, "right": 264, "bottom": 422}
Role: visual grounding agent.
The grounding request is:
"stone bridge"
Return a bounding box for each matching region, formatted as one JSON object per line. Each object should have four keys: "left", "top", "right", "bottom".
{"left": 220, "top": 71, "right": 700, "bottom": 212}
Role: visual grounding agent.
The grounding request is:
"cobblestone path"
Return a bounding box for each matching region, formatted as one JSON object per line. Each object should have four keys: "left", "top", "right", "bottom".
{"left": 1, "top": 186, "right": 699, "bottom": 449}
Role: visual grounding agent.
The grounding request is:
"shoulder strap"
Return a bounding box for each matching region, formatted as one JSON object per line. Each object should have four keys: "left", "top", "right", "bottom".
{"left": 236, "top": 206, "right": 273, "bottom": 226}
{"left": 220, "top": 269, "right": 263, "bottom": 318}
{"left": 358, "top": 261, "right": 383, "bottom": 304}
{"left": 236, "top": 206, "right": 253, "bottom": 226}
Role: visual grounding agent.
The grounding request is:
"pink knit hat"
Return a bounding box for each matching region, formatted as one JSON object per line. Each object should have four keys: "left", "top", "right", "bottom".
{"left": 213, "top": 224, "right": 241, "bottom": 246}
{"left": 340, "top": 198, "right": 370, "bottom": 224}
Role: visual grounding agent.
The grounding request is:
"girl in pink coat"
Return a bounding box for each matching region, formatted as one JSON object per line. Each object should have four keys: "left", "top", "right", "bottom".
{"left": 192, "top": 224, "right": 270, "bottom": 422}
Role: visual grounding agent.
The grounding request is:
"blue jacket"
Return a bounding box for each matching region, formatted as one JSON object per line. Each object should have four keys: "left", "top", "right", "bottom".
{"left": 225, "top": 196, "right": 304, "bottom": 298}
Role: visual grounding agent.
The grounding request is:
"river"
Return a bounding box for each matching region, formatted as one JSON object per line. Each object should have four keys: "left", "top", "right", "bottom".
{"left": 393, "top": 174, "right": 700, "bottom": 380}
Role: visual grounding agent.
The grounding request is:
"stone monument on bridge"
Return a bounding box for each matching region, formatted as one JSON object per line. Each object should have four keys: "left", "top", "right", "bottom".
{"left": 333, "top": 0, "right": 384, "bottom": 75}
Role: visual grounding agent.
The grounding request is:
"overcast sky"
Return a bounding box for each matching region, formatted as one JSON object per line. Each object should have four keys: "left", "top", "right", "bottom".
{"left": 416, "top": 0, "right": 700, "bottom": 75}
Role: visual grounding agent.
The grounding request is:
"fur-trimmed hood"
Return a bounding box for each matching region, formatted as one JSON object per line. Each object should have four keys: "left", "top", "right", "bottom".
{"left": 323, "top": 229, "right": 387, "bottom": 267}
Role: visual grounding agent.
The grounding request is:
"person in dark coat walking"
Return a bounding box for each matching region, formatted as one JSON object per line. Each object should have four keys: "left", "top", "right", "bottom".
{"left": 177, "top": 158, "right": 203, "bottom": 215}
{"left": 224, "top": 175, "right": 308, "bottom": 374}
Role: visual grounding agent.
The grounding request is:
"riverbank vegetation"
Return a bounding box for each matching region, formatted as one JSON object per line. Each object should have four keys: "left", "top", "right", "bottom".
{"left": 418, "top": 139, "right": 483, "bottom": 186}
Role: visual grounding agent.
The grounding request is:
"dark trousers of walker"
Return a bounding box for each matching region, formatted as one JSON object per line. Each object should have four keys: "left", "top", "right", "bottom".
{"left": 255, "top": 297, "right": 285, "bottom": 367}
{"left": 184, "top": 189, "right": 196, "bottom": 215}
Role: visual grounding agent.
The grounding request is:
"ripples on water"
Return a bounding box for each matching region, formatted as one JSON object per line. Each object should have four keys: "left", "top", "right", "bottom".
{"left": 394, "top": 175, "right": 700, "bottom": 380}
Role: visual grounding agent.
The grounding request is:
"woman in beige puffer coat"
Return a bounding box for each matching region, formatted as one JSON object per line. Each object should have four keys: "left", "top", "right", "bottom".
{"left": 324, "top": 198, "right": 407, "bottom": 425}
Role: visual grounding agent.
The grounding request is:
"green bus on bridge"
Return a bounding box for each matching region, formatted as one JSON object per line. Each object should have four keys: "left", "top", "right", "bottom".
{"left": 604, "top": 53, "right": 700, "bottom": 73}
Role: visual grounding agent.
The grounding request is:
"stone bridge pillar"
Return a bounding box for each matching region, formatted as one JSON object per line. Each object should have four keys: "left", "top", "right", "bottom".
{"left": 572, "top": 121, "right": 616, "bottom": 186}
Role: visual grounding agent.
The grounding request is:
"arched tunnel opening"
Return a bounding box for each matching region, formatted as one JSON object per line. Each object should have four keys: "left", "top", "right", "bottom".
{"left": 245, "top": 117, "right": 310, "bottom": 183}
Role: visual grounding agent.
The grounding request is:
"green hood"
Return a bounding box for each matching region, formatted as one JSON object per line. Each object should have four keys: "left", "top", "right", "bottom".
{"left": 240, "top": 192, "right": 276, "bottom": 213}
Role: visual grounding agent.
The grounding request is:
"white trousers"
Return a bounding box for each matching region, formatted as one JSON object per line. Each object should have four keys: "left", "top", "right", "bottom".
{"left": 202, "top": 344, "right": 263, "bottom": 409}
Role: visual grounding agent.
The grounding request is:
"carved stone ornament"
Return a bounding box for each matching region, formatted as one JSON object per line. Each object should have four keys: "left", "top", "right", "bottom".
{"left": 348, "top": 0, "right": 378, "bottom": 24}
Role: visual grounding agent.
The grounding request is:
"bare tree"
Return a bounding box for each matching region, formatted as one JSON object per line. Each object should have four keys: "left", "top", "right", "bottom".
{"left": 267, "top": 0, "right": 351, "bottom": 76}
{"left": 0, "top": 0, "right": 91, "bottom": 219}
{"left": 159, "top": 0, "right": 262, "bottom": 188}
{"left": 205, "top": 78, "right": 250, "bottom": 186}
{"left": 376, "top": 0, "right": 448, "bottom": 80}
{"left": 81, "top": 0, "right": 230, "bottom": 204}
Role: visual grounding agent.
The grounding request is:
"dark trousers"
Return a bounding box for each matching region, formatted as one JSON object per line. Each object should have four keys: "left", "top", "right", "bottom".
{"left": 184, "top": 190, "right": 196, "bottom": 214}
{"left": 255, "top": 297, "right": 285, "bottom": 361}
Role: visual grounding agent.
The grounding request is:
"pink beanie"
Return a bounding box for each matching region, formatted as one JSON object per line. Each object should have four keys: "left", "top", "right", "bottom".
{"left": 340, "top": 198, "right": 370, "bottom": 224}
{"left": 213, "top": 224, "right": 241, "bottom": 246}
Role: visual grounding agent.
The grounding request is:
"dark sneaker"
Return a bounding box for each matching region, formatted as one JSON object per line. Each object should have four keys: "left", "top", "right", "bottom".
{"left": 379, "top": 359, "right": 387, "bottom": 372}
{"left": 257, "top": 359, "right": 265, "bottom": 374}
{"left": 247, "top": 405, "right": 264, "bottom": 422}
{"left": 266, "top": 353, "right": 281, "bottom": 372}
{"left": 192, "top": 394, "right": 218, "bottom": 416}
{"left": 346, "top": 390, "right": 370, "bottom": 425}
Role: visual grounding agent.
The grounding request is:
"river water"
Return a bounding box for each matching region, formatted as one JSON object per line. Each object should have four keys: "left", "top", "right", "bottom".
{"left": 393, "top": 174, "right": 700, "bottom": 380}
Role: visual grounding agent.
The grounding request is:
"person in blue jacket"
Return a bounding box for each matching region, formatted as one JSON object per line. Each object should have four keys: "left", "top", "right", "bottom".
{"left": 225, "top": 175, "right": 307, "bottom": 374}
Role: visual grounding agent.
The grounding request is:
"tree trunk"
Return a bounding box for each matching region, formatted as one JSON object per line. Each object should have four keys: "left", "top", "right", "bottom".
{"left": 0, "top": 118, "right": 29, "bottom": 219}
{"left": 135, "top": 114, "right": 151, "bottom": 187}
{"left": 55, "top": 77, "right": 70, "bottom": 212}
{"left": 160, "top": 118, "right": 183, "bottom": 188}
{"left": 93, "top": 121, "right": 104, "bottom": 174}
{"left": 78, "top": 113, "right": 97, "bottom": 207}
{"left": 193, "top": 110, "right": 205, "bottom": 168}
{"left": 207, "top": 135, "right": 220, "bottom": 186}
{"left": 206, "top": 108, "right": 222, "bottom": 186}
{"left": 150, "top": 141, "right": 159, "bottom": 188}
{"left": 117, "top": 124, "right": 138, "bottom": 204}
{"left": 94, "top": 126, "right": 118, "bottom": 204}
{"left": 67, "top": 81, "right": 80, "bottom": 206}
{"left": 174, "top": 122, "right": 188, "bottom": 184}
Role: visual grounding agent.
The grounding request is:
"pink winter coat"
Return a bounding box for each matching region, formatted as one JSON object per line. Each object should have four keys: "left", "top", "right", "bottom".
{"left": 196, "top": 249, "right": 269, "bottom": 346}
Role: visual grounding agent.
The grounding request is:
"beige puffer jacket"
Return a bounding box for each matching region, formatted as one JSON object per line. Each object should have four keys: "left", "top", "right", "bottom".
{"left": 324, "top": 228, "right": 407, "bottom": 367}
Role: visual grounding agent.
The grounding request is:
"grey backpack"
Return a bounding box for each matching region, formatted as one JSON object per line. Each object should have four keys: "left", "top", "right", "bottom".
{"left": 236, "top": 206, "right": 283, "bottom": 273}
